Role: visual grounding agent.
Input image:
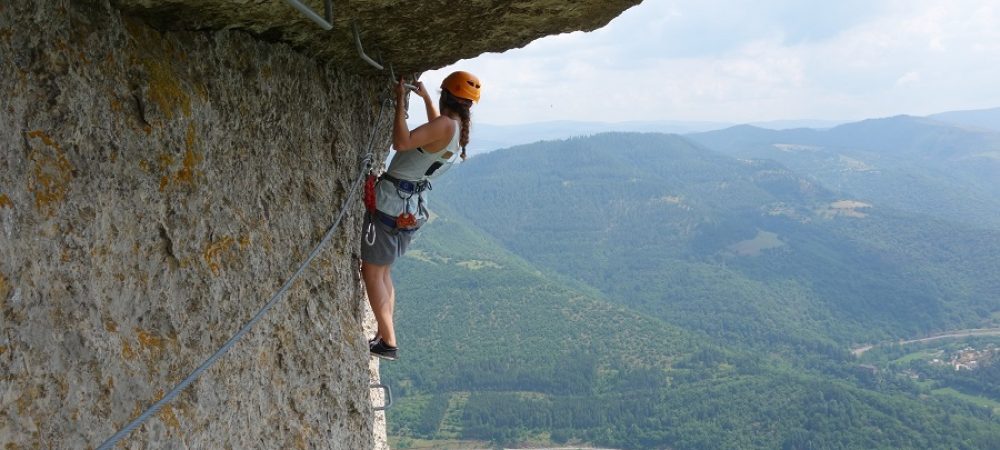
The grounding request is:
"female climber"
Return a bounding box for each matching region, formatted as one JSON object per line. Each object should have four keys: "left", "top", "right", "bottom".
{"left": 361, "top": 71, "right": 481, "bottom": 360}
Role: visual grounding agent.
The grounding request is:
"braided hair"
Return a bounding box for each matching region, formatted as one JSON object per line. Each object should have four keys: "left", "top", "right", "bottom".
{"left": 440, "top": 89, "right": 472, "bottom": 159}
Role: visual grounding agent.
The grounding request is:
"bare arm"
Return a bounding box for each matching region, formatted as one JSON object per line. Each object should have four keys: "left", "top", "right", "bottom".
{"left": 392, "top": 79, "right": 452, "bottom": 151}
{"left": 414, "top": 81, "right": 439, "bottom": 121}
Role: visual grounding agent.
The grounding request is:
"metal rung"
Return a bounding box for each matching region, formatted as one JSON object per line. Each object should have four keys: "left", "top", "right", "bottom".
{"left": 354, "top": 23, "right": 384, "bottom": 71}
{"left": 370, "top": 383, "right": 393, "bottom": 411}
{"left": 285, "top": 0, "right": 333, "bottom": 30}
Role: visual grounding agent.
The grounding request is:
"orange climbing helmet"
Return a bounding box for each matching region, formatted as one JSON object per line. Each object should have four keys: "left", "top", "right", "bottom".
{"left": 441, "top": 71, "right": 481, "bottom": 103}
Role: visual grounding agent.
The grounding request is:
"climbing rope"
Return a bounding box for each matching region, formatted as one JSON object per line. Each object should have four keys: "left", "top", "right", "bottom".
{"left": 96, "top": 96, "right": 392, "bottom": 450}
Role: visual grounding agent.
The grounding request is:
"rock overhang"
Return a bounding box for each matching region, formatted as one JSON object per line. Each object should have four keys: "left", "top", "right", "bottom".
{"left": 112, "top": 0, "right": 643, "bottom": 75}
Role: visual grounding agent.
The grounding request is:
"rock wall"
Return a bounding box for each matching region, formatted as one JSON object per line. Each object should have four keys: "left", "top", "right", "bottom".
{"left": 1, "top": 0, "right": 640, "bottom": 448}
{"left": 1, "top": 1, "right": 392, "bottom": 448}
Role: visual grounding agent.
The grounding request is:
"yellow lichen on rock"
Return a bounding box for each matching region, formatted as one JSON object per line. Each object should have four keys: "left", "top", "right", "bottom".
{"left": 125, "top": 18, "right": 191, "bottom": 120}
{"left": 204, "top": 236, "right": 235, "bottom": 275}
{"left": 0, "top": 272, "right": 8, "bottom": 301}
{"left": 158, "top": 124, "right": 201, "bottom": 192}
{"left": 26, "top": 130, "right": 74, "bottom": 215}
{"left": 0, "top": 193, "right": 12, "bottom": 209}
{"left": 156, "top": 390, "right": 182, "bottom": 430}
{"left": 136, "top": 328, "right": 165, "bottom": 353}
{"left": 176, "top": 123, "right": 201, "bottom": 185}
{"left": 121, "top": 341, "right": 136, "bottom": 360}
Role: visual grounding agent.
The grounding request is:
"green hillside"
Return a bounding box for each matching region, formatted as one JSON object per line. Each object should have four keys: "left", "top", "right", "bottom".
{"left": 432, "top": 132, "right": 1000, "bottom": 347}
{"left": 688, "top": 116, "right": 1000, "bottom": 228}
{"left": 385, "top": 203, "right": 1000, "bottom": 449}
{"left": 383, "top": 130, "right": 1000, "bottom": 449}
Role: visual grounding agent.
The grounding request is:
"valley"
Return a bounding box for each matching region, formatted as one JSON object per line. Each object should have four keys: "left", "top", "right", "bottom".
{"left": 383, "top": 121, "right": 1000, "bottom": 449}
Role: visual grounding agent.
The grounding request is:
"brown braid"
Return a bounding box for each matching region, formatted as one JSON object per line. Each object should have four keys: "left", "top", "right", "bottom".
{"left": 440, "top": 90, "right": 473, "bottom": 159}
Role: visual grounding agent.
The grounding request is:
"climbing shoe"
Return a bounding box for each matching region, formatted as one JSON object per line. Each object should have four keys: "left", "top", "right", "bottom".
{"left": 369, "top": 337, "right": 398, "bottom": 361}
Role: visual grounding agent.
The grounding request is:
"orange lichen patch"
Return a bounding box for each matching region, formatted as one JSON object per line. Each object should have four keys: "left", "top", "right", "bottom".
{"left": 109, "top": 98, "right": 123, "bottom": 113}
{"left": 57, "top": 377, "right": 70, "bottom": 397}
{"left": 0, "top": 194, "right": 12, "bottom": 209}
{"left": 60, "top": 248, "right": 72, "bottom": 263}
{"left": 203, "top": 236, "right": 235, "bottom": 275}
{"left": 138, "top": 159, "right": 151, "bottom": 173}
{"left": 125, "top": 19, "right": 192, "bottom": 121}
{"left": 136, "top": 328, "right": 165, "bottom": 352}
{"left": 194, "top": 83, "right": 209, "bottom": 100}
{"left": 154, "top": 390, "right": 182, "bottom": 430}
{"left": 16, "top": 386, "right": 39, "bottom": 415}
{"left": 26, "top": 131, "right": 74, "bottom": 215}
{"left": 176, "top": 124, "right": 201, "bottom": 185}
{"left": 0, "top": 345, "right": 7, "bottom": 356}
{"left": 159, "top": 175, "right": 170, "bottom": 192}
{"left": 55, "top": 39, "right": 92, "bottom": 65}
{"left": 0, "top": 272, "right": 8, "bottom": 300}
{"left": 159, "top": 403, "right": 181, "bottom": 430}
{"left": 157, "top": 153, "right": 174, "bottom": 170}
{"left": 238, "top": 235, "right": 251, "bottom": 250}
{"left": 121, "top": 341, "right": 136, "bottom": 360}
{"left": 138, "top": 52, "right": 191, "bottom": 120}
{"left": 105, "top": 319, "right": 118, "bottom": 333}
{"left": 27, "top": 130, "right": 60, "bottom": 148}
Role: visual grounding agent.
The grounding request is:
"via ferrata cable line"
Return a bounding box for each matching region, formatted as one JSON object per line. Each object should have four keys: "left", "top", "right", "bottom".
{"left": 95, "top": 95, "right": 392, "bottom": 450}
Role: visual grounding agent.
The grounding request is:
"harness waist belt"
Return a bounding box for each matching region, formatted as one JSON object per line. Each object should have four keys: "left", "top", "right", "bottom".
{"left": 373, "top": 210, "right": 418, "bottom": 232}
{"left": 382, "top": 173, "right": 431, "bottom": 194}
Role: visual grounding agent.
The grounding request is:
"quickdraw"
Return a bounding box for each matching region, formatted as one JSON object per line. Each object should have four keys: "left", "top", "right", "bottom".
{"left": 363, "top": 171, "right": 378, "bottom": 245}
{"left": 363, "top": 171, "right": 378, "bottom": 212}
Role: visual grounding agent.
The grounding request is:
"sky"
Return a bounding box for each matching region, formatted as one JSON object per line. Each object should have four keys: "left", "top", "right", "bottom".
{"left": 409, "top": 0, "right": 1000, "bottom": 125}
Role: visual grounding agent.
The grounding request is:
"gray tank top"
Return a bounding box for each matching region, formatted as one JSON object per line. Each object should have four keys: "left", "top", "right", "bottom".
{"left": 375, "top": 121, "right": 461, "bottom": 219}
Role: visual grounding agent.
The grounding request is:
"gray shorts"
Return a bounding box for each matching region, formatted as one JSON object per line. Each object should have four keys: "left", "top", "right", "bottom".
{"left": 360, "top": 212, "right": 419, "bottom": 266}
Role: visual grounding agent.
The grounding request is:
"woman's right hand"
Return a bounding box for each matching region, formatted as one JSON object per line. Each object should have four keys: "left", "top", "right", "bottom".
{"left": 414, "top": 81, "right": 431, "bottom": 99}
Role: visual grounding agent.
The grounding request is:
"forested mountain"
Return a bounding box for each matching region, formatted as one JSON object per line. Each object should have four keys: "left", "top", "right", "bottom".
{"left": 687, "top": 116, "right": 1000, "bottom": 228}
{"left": 468, "top": 120, "right": 731, "bottom": 156}
{"left": 929, "top": 107, "right": 1000, "bottom": 132}
{"left": 384, "top": 129, "right": 1000, "bottom": 449}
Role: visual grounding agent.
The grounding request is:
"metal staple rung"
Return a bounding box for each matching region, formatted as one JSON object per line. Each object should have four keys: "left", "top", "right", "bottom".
{"left": 354, "top": 23, "right": 384, "bottom": 71}
{"left": 285, "top": 0, "right": 333, "bottom": 30}
{"left": 370, "top": 384, "right": 393, "bottom": 411}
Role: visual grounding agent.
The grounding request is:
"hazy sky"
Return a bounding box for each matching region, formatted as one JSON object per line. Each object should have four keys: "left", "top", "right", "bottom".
{"left": 409, "top": 0, "right": 1000, "bottom": 125}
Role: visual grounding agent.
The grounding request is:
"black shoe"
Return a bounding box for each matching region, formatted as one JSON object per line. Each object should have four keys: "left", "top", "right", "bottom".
{"left": 369, "top": 337, "right": 398, "bottom": 361}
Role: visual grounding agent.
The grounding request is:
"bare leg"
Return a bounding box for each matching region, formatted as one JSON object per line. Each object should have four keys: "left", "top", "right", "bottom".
{"left": 383, "top": 268, "right": 395, "bottom": 345}
{"left": 362, "top": 261, "right": 397, "bottom": 347}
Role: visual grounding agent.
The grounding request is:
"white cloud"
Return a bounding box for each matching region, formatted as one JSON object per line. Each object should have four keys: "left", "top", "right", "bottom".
{"left": 410, "top": 0, "right": 1000, "bottom": 124}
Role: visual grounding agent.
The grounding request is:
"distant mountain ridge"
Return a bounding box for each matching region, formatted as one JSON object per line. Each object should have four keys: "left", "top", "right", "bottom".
{"left": 928, "top": 106, "right": 1000, "bottom": 132}
{"left": 687, "top": 115, "right": 1000, "bottom": 228}
{"left": 466, "top": 106, "right": 1000, "bottom": 155}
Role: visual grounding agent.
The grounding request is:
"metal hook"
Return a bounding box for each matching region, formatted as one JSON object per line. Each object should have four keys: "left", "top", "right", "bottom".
{"left": 365, "top": 220, "right": 376, "bottom": 246}
{"left": 354, "top": 23, "right": 385, "bottom": 71}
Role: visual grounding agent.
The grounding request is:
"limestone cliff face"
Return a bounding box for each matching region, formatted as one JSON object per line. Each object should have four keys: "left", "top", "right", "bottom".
{"left": 0, "top": 0, "right": 637, "bottom": 448}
